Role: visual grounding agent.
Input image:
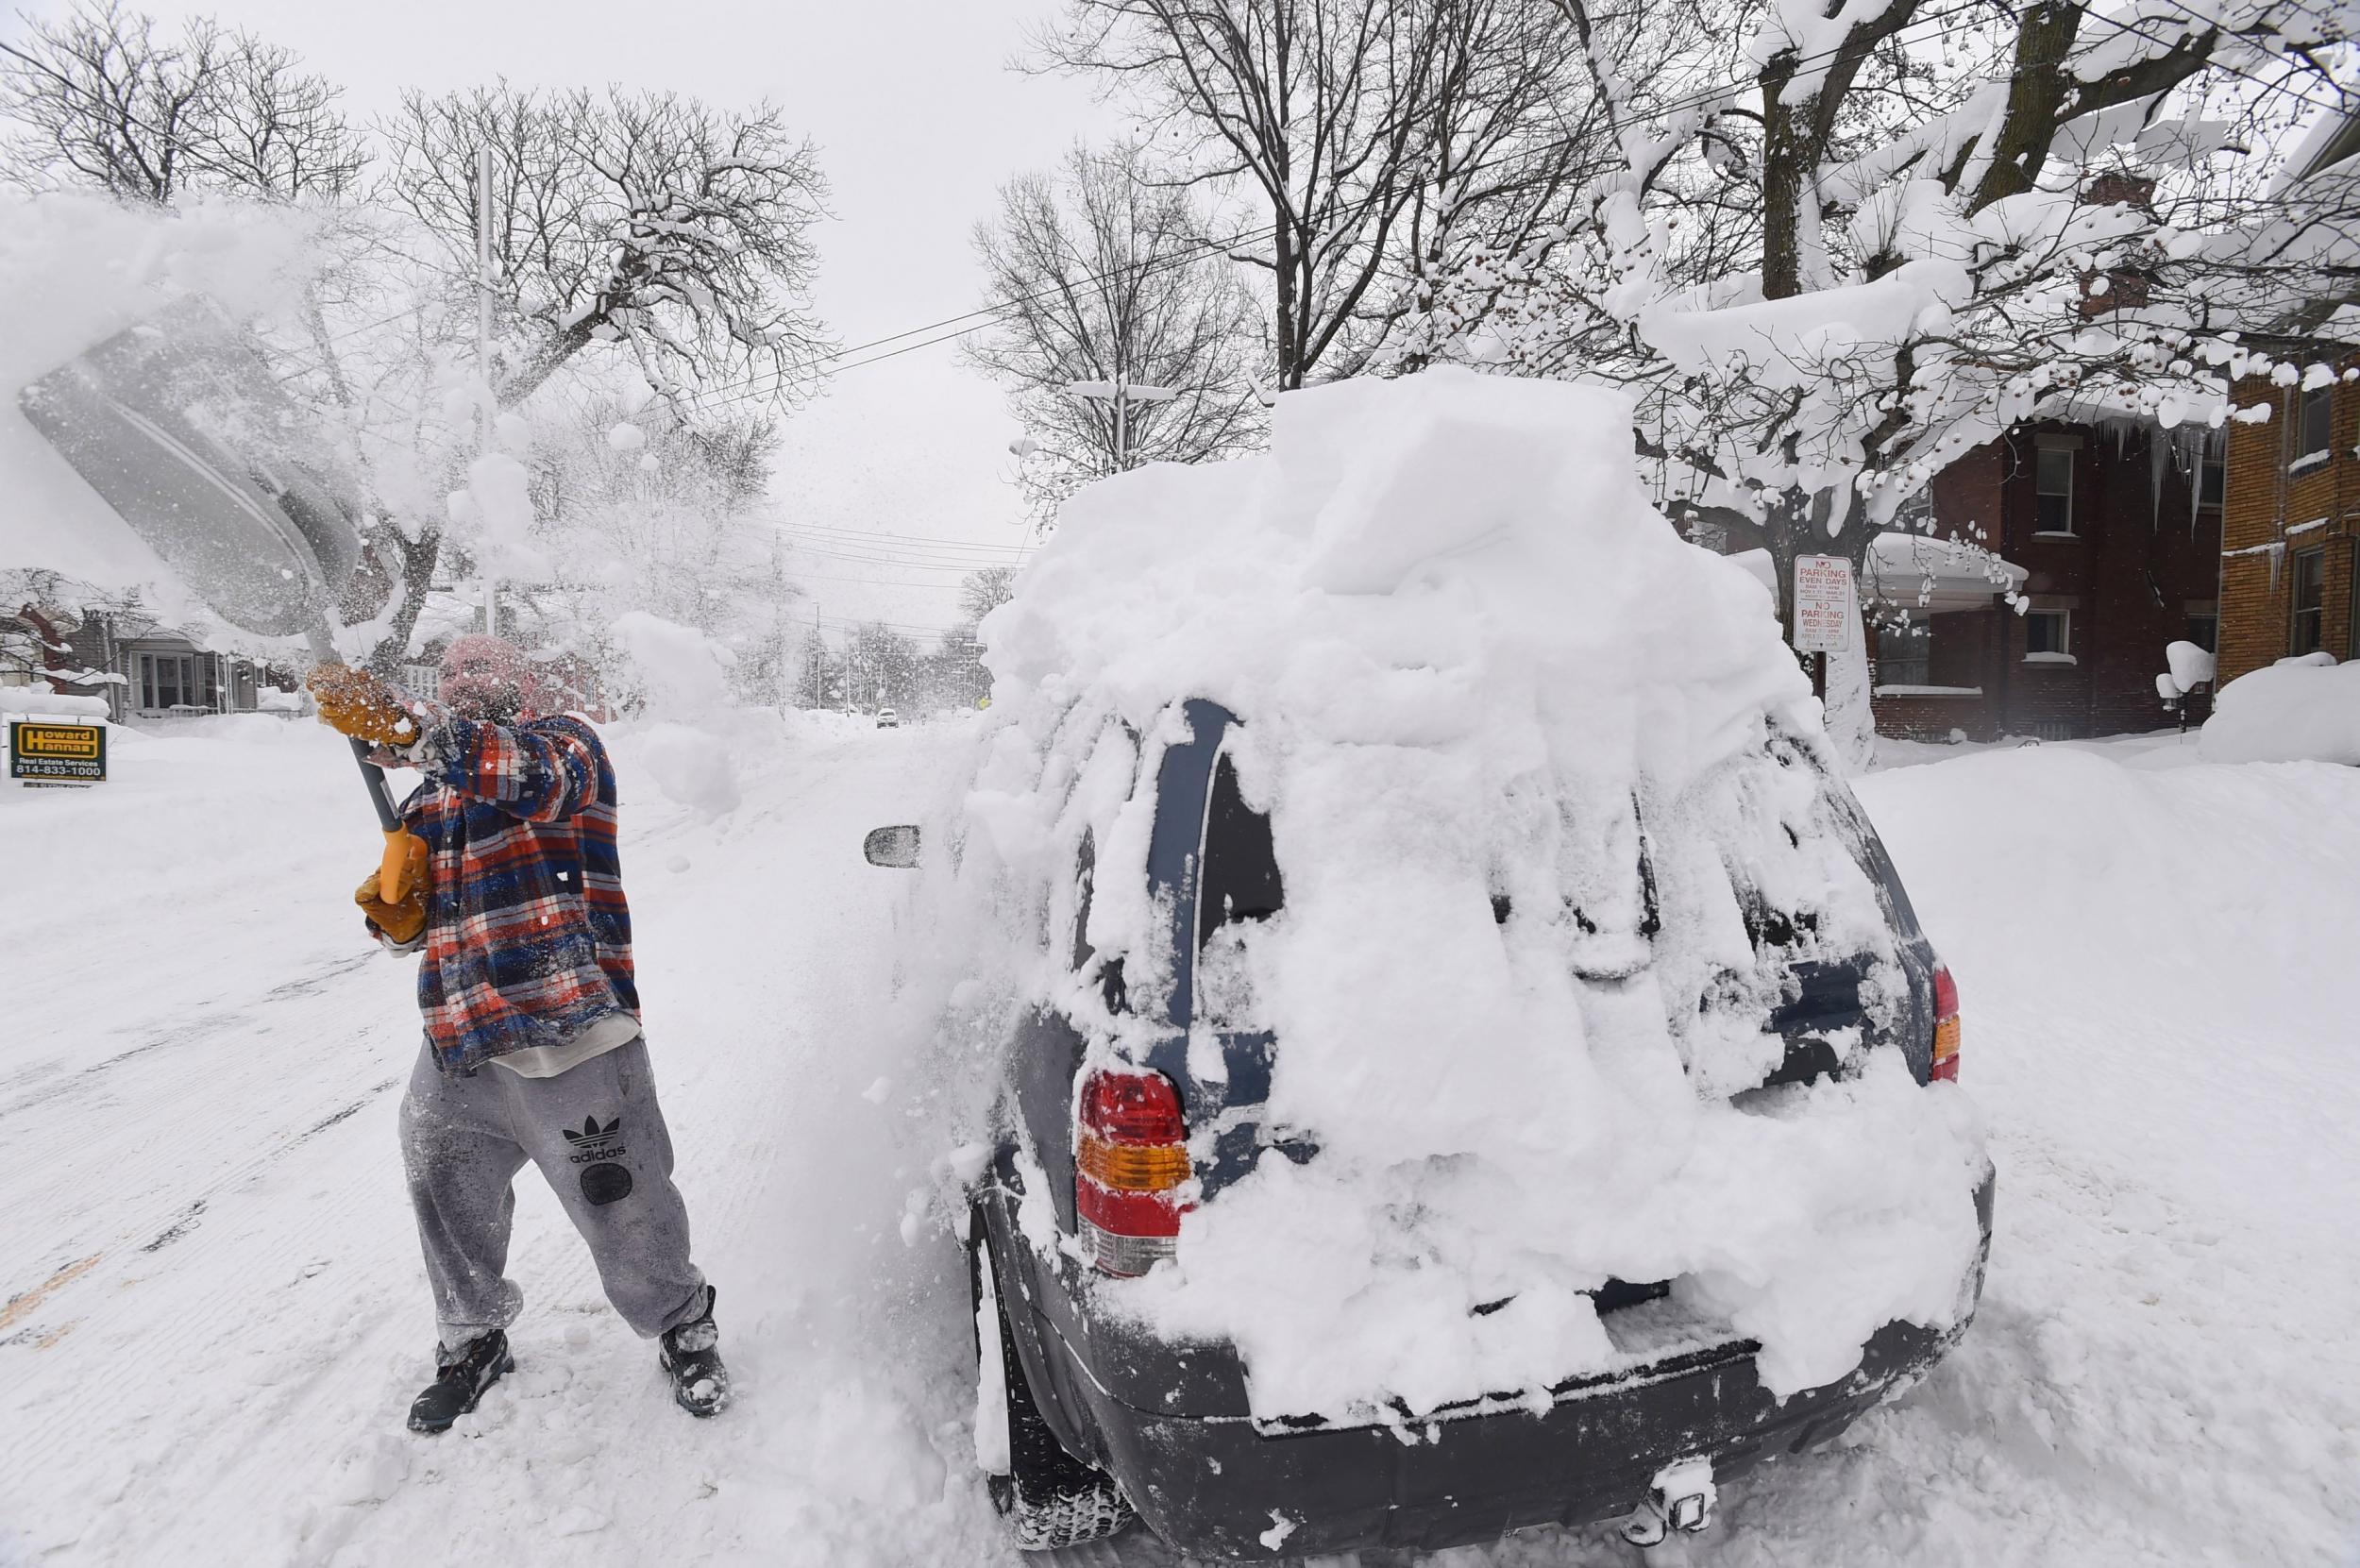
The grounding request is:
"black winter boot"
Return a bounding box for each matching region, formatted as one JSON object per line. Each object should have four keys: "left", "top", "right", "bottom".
{"left": 659, "top": 1285, "right": 731, "bottom": 1417}
{"left": 408, "top": 1328, "right": 514, "bottom": 1433}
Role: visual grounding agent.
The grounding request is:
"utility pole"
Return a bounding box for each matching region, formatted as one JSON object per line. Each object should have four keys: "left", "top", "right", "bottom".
{"left": 476, "top": 144, "right": 498, "bottom": 638}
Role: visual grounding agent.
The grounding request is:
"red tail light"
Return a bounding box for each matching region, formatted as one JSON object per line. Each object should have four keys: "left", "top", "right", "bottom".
{"left": 1930, "top": 965, "right": 1961, "bottom": 1083}
{"left": 1076, "top": 1067, "right": 1191, "bottom": 1276}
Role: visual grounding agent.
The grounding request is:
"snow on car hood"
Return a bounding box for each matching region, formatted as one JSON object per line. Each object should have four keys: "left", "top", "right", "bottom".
{"left": 969, "top": 367, "right": 1987, "bottom": 1421}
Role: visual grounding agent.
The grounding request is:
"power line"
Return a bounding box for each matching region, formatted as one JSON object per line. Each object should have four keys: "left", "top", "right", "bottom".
{"left": 773, "top": 538, "right": 1031, "bottom": 570}
{"left": 762, "top": 518, "right": 1032, "bottom": 555}
{"left": 784, "top": 554, "right": 1024, "bottom": 578}
{"left": 789, "top": 567, "right": 1006, "bottom": 588}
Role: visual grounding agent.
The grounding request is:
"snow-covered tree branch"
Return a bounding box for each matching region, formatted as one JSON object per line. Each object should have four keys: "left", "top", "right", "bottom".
{"left": 1407, "top": 0, "right": 2360, "bottom": 626}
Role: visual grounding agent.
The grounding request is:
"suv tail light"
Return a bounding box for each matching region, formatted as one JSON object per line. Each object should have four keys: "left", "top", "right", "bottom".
{"left": 1076, "top": 1067, "right": 1191, "bottom": 1276}
{"left": 1930, "top": 964, "right": 1961, "bottom": 1083}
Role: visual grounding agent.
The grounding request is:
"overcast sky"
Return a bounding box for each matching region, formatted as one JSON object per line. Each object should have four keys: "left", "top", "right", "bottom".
{"left": 84, "top": 0, "right": 1127, "bottom": 642}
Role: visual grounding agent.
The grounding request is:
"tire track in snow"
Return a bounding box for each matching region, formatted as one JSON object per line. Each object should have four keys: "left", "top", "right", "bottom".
{"left": 0, "top": 952, "right": 379, "bottom": 1125}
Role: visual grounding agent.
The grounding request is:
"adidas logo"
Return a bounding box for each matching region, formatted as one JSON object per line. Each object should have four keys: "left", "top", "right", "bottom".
{"left": 560, "top": 1115, "right": 622, "bottom": 1144}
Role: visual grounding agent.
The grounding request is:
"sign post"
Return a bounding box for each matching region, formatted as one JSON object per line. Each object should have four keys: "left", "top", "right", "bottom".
{"left": 1792, "top": 554, "right": 1857, "bottom": 700}
{"left": 9, "top": 718, "right": 109, "bottom": 786}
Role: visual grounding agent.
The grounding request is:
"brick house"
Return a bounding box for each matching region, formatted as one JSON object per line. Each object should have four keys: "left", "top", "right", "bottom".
{"left": 1705, "top": 416, "right": 2221, "bottom": 741}
{"left": 1863, "top": 416, "right": 2223, "bottom": 741}
{"left": 2216, "top": 351, "right": 2360, "bottom": 684}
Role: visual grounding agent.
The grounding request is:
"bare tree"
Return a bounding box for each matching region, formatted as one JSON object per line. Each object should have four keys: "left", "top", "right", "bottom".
{"left": 0, "top": 0, "right": 365, "bottom": 202}
{"left": 1033, "top": 0, "right": 1596, "bottom": 389}
{"left": 966, "top": 141, "right": 1266, "bottom": 512}
{"left": 378, "top": 84, "right": 831, "bottom": 412}
{"left": 958, "top": 565, "right": 1021, "bottom": 626}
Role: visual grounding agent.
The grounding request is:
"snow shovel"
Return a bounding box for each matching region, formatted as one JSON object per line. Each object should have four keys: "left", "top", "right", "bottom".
{"left": 17, "top": 298, "right": 362, "bottom": 640}
{"left": 19, "top": 298, "right": 416, "bottom": 899}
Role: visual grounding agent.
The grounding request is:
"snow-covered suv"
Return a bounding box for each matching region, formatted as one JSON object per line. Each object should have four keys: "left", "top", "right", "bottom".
{"left": 874, "top": 370, "right": 1993, "bottom": 1559}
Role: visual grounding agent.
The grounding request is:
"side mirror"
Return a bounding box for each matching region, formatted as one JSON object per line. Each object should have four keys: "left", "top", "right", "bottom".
{"left": 863, "top": 824, "right": 921, "bottom": 868}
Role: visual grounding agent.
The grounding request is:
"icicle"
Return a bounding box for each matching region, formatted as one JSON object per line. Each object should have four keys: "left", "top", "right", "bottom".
{"left": 2150, "top": 430, "right": 2167, "bottom": 528}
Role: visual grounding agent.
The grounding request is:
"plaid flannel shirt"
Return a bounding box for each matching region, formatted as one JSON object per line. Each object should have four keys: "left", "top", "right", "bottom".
{"left": 391, "top": 710, "right": 637, "bottom": 1075}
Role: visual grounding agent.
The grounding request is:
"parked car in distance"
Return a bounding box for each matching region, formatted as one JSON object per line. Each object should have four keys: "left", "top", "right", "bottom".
{"left": 866, "top": 698, "right": 1990, "bottom": 1560}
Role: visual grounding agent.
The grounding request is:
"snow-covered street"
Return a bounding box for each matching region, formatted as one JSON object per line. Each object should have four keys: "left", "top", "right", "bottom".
{"left": 4, "top": 717, "right": 2354, "bottom": 1567}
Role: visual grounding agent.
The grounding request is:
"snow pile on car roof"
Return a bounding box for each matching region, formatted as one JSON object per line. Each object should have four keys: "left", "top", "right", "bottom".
{"left": 973, "top": 367, "right": 1988, "bottom": 1420}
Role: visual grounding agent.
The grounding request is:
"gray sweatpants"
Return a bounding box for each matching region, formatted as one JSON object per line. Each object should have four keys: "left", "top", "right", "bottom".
{"left": 397, "top": 1036, "right": 707, "bottom": 1347}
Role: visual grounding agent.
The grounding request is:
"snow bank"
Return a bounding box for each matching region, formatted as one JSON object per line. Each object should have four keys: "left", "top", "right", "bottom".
{"left": 2199, "top": 654, "right": 2360, "bottom": 765}
{"left": 0, "top": 686, "right": 110, "bottom": 719}
{"left": 967, "top": 368, "right": 1987, "bottom": 1420}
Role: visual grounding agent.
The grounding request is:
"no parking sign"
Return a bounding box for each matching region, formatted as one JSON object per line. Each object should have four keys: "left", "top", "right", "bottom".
{"left": 1793, "top": 556, "right": 1858, "bottom": 653}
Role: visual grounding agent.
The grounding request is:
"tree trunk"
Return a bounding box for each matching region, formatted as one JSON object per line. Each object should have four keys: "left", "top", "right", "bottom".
{"left": 1969, "top": 2, "right": 2081, "bottom": 211}
{"left": 367, "top": 526, "right": 443, "bottom": 677}
{"left": 1759, "top": 54, "right": 1814, "bottom": 302}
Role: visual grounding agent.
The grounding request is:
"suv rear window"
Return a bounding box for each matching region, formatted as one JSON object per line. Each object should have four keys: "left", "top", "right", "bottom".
{"left": 1198, "top": 752, "right": 1282, "bottom": 947}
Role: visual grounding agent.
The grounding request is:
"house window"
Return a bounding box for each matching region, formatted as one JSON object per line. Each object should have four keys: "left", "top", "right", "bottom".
{"left": 2295, "top": 384, "right": 2334, "bottom": 465}
{"left": 2026, "top": 609, "right": 2071, "bottom": 658}
{"left": 1875, "top": 623, "right": 1930, "bottom": 686}
{"left": 2034, "top": 447, "right": 2074, "bottom": 534}
{"left": 2183, "top": 610, "right": 2217, "bottom": 653}
{"left": 2290, "top": 548, "right": 2326, "bottom": 655}
{"left": 138, "top": 652, "right": 197, "bottom": 710}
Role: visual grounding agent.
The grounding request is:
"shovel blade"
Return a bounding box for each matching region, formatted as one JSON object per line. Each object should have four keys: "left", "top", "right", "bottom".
{"left": 16, "top": 300, "right": 362, "bottom": 638}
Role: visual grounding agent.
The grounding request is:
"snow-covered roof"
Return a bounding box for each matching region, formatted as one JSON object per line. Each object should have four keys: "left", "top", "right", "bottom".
{"left": 1865, "top": 531, "right": 2026, "bottom": 614}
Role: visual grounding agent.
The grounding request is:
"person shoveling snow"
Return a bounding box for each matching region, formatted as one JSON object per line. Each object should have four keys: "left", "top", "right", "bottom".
{"left": 307, "top": 635, "right": 730, "bottom": 1431}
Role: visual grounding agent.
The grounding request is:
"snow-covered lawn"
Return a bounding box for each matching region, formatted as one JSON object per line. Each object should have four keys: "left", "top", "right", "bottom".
{"left": 3, "top": 718, "right": 2353, "bottom": 1566}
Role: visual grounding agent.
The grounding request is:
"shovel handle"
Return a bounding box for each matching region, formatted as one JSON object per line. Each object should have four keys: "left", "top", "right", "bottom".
{"left": 378, "top": 828, "right": 418, "bottom": 904}
{"left": 348, "top": 737, "right": 417, "bottom": 902}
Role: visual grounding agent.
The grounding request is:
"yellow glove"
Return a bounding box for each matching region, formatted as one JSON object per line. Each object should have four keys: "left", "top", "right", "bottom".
{"left": 309, "top": 664, "right": 421, "bottom": 747}
{"left": 356, "top": 835, "right": 430, "bottom": 947}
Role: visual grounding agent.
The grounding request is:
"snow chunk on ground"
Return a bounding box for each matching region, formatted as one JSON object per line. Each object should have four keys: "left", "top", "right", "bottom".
{"left": 632, "top": 722, "right": 740, "bottom": 817}
{"left": 2200, "top": 655, "right": 2360, "bottom": 764}
{"left": 973, "top": 367, "right": 1988, "bottom": 1421}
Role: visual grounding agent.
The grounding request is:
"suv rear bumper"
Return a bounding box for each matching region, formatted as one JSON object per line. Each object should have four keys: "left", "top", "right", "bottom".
{"left": 986, "top": 1167, "right": 1994, "bottom": 1560}
{"left": 1102, "top": 1311, "right": 1973, "bottom": 1559}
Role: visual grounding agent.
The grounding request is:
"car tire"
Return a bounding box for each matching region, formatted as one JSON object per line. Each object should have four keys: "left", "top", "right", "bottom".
{"left": 969, "top": 1205, "right": 1137, "bottom": 1552}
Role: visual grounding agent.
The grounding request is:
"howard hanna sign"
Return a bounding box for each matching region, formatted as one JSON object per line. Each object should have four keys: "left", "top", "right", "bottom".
{"left": 9, "top": 719, "right": 108, "bottom": 785}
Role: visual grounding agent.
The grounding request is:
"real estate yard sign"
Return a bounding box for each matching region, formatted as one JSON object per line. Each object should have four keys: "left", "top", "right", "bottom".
{"left": 1794, "top": 555, "right": 1857, "bottom": 653}
{"left": 9, "top": 719, "right": 108, "bottom": 785}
